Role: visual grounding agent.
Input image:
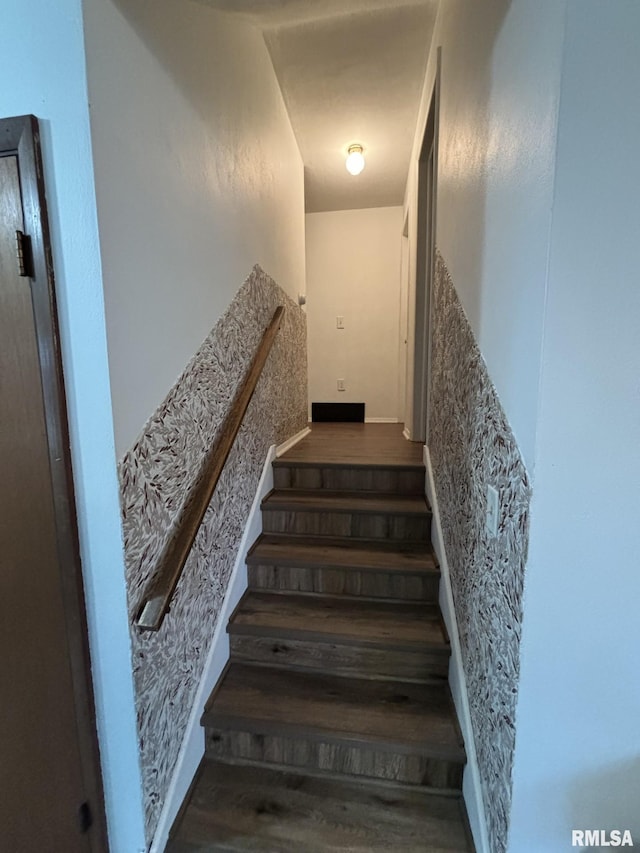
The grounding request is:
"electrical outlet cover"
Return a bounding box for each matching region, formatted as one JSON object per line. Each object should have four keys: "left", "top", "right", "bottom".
{"left": 486, "top": 484, "right": 499, "bottom": 536}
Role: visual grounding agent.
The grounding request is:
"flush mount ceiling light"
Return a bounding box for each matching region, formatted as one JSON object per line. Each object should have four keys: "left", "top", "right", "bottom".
{"left": 345, "top": 144, "right": 365, "bottom": 176}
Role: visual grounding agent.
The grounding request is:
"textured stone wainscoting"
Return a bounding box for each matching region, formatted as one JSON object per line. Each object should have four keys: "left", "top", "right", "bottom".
{"left": 118, "top": 266, "right": 307, "bottom": 840}
{"left": 429, "top": 252, "right": 531, "bottom": 853}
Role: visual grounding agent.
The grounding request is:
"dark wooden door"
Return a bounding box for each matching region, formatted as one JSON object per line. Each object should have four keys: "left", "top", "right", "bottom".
{"left": 0, "top": 118, "right": 106, "bottom": 851}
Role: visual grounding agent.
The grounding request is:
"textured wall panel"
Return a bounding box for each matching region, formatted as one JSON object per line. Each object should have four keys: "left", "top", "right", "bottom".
{"left": 118, "top": 266, "right": 307, "bottom": 840}
{"left": 429, "top": 252, "right": 531, "bottom": 853}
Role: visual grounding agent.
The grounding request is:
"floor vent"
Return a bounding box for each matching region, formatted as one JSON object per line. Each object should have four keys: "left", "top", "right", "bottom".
{"left": 311, "top": 402, "right": 365, "bottom": 422}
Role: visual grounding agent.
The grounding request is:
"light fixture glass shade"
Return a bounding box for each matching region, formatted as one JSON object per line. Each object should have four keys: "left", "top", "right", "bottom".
{"left": 346, "top": 144, "right": 365, "bottom": 176}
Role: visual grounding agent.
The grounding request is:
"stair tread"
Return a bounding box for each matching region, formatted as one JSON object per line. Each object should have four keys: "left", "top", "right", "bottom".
{"left": 229, "top": 591, "right": 448, "bottom": 649}
{"left": 247, "top": 533, "right": 438, "bottom": 574}
{"left": 203, "top": 664, "right": 465, "bottom": 760}
{"left": 273, "top": 457, "right": 425, "bottom": 471}
{"left": 262, "top": 489, "right": 430, "bottom": 516}
{"left": 167, "top": 760, "right": 474, "bottom": 852}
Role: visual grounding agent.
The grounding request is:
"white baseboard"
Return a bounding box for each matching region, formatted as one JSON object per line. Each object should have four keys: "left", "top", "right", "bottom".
{"left": 403, "top": 426, "right": 411, "bottom": 440}
{"left": 423, "top": 445, "right": 490, "bottom": 853}
{"left": 276, "top": 426, "right": 310, "bottom": 457}
{"left": 149, "top": 444, "right": 277, "bottom": 853}
{"left": 364, "top": 417, "right": 399, "bottom": 424}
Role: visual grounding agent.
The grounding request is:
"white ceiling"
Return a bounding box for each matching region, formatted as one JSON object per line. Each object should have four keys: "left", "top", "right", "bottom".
{"left": 197, "top": 0, "right": 437, "bottom": 212}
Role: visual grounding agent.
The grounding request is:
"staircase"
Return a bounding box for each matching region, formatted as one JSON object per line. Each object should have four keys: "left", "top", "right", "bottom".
{"left": 167, "top": 424, "right": 474, "bottom": 852}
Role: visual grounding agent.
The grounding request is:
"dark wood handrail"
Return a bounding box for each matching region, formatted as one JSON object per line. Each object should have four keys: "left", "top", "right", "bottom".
{"left": 136, "top": 305, "right": 285, "bottom": 631}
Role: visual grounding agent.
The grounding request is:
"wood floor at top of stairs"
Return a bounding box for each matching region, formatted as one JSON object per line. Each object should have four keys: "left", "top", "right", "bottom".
{"left": 274, "top": 422, "right": 424, "bottom": 468}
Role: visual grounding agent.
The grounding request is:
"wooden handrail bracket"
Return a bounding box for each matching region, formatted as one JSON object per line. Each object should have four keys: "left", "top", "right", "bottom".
{"left": 136, "top": 305, "right": 285, "bottom": 631}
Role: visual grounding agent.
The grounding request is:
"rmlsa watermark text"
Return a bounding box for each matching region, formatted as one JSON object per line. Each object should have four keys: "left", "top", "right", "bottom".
{"left": 572, "top": 830, "right": 634, "bottom": 847}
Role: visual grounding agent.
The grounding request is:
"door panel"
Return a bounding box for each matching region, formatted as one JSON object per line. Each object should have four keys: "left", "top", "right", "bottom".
{"left": 0, "top": 124, "right": 104, "bottom": 851}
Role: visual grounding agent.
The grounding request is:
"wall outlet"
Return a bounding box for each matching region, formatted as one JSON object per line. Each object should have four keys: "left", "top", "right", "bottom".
{"left": 336, "top": 315, "right": 344, "bottom": 329}
{"left": 486, "top": 484, "right": 499, "bottom": 537}
{"left": 337, "top": 379, "right": 345, "bottom": 391}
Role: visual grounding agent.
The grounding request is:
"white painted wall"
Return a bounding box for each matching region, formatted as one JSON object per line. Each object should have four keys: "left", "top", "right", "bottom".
{"left": 83, "top": 0, "right": 306, "bottom": 457}
{"left": 0, "top": 2, "right": 146, "bottom": 851}
{"left": 405, "top": 0, "right": 567, "bottom": 470}
{"left": 306, "top": 206, "right": 403, "bottom": 421}
{"left": 509, "top": 2, "right": 640, "bottom": 849}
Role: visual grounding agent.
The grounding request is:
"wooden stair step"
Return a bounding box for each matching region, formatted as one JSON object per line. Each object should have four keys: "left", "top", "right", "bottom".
{"left": 203, "top": 663, "right": 465, "bottom": 789}
{"left": 262, "top": 490, "right": 430, "bottom": 515}
{"left": 228, "top": 591, "right": 449, "bottom": 680}
{"left": 247, "top": 534, "right": 437, "bottom": 572}
{"left": 272, "top": 459, "right": 425, "bottom": 495}
{"left": 246, "top": 534, "right": 440, "bottom": 601}
{"left": 166, "top": 760, "right": 474, "bottom": 852}
{"left": 229, "top": 591, "right": 444, "bottom": 647}
{"left": 261, "top": 490, "right": 431, "bottom": 541}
